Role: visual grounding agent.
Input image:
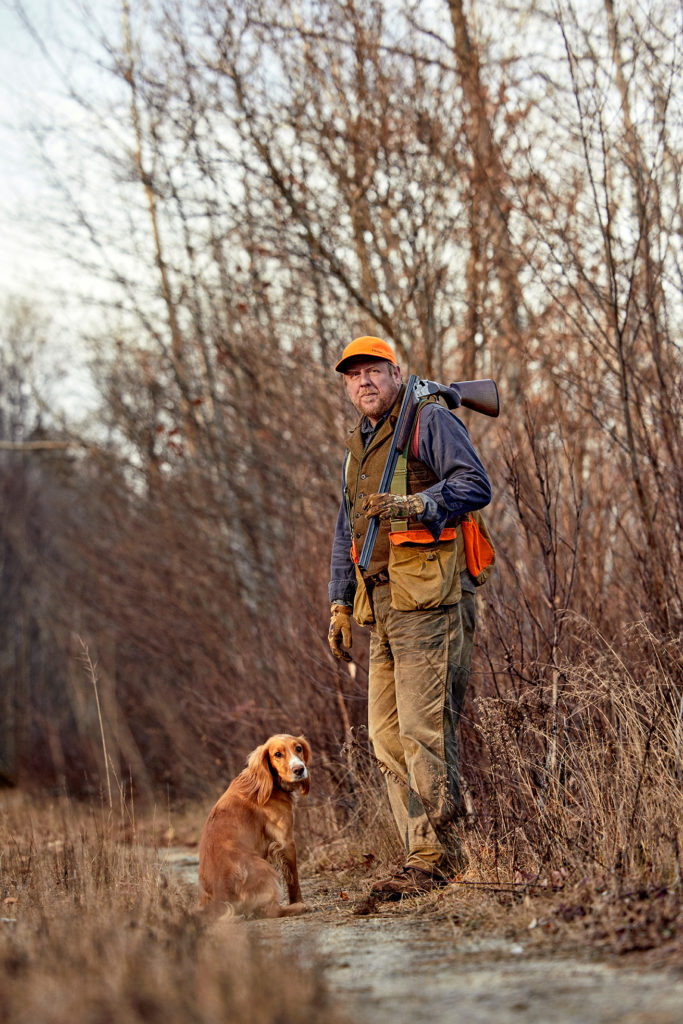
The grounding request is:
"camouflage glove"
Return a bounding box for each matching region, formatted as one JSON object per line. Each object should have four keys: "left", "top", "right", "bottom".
{"left": 329, "top": 604, "right": 353, "bottom": 662}
{"left": 363, "top": 493, "right": 425, "bottom": 521}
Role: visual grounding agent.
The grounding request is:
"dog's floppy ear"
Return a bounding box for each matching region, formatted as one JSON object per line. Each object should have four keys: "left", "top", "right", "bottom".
{"left": 297, "top": 735, "right": 311, "bottom": 795}
{"left": 244, "top": 744, "right": 273, "bottom": 806}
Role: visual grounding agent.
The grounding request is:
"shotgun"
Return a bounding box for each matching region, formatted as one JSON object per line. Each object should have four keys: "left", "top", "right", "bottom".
{"left": 357, "top": 376, "right": 499, "bottom": 572}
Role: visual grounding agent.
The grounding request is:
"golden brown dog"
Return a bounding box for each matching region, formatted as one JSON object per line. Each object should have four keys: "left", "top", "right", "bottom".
{"left": 198, "top": 734, "right": 311, "bottom": 919}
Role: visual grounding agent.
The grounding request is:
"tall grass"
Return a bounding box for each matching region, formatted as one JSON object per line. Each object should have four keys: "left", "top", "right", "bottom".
{"left": 0, "top": 797, "right": 346, "bottom": 1024}
{"left": 472, "top": 623, "right": 682, "bottom": 885}
{"left": 332, "top": 625, "right": 681, "bottom": 890}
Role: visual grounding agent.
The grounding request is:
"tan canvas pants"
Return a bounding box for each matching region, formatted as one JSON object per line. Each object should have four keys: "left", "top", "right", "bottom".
{"left": 367, "top": 584, "right": 475, "bottom": 871}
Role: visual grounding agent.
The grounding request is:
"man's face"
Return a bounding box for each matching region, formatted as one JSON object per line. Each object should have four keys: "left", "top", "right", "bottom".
{"left": 343, "top": 358, "right": 402, "bottom": 425}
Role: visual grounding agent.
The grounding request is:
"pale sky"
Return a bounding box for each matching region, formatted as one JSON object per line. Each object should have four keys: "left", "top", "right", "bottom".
{"left": 1, "top": 1, "right": 50, "bottom": 295}
{"left": 0, "top": 0, "right": 117, "bottom": 300}
{"left": 0, "top": 1, "right": 113, "bottom": 416}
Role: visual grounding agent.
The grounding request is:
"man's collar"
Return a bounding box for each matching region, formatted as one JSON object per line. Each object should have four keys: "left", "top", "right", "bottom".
{"left": 361, "top": 412, "right": 390, "bottom": 439}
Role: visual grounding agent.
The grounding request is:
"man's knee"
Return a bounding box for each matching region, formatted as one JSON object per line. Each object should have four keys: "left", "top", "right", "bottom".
{"left": 368, "top": 718, "right": 402, "bottom": 770}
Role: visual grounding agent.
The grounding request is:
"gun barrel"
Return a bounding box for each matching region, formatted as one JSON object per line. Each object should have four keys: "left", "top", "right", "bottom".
{"left": 357, "top": 374, "right": 418, "bottom": 571}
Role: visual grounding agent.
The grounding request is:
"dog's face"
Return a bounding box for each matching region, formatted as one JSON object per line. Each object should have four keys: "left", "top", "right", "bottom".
{"left": 246, "top": 734, "right": 311, "bottom": 804}
{"left": 265, "top": 734, "right": 311, "bottom": 791}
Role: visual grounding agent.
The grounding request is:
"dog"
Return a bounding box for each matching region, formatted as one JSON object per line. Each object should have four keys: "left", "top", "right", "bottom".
{"left": 198, "top": 734, "right": 311, "bottom": 919}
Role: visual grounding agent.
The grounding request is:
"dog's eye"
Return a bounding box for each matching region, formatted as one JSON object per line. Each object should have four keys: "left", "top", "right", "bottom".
{"left": 272, "top": 751, "right": 283, "bottom": 759}
{"left": 295, "top": 746, "right": 303, "bottom": 754}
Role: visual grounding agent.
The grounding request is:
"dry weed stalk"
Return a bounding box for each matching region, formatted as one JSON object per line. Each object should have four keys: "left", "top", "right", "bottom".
{"left": 76, "top": 635, "right": 113, "bottom": 810}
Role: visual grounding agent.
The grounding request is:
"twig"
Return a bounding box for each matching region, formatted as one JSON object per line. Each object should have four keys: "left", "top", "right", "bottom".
{"left": 0, "top": 440, "right": 84, "bottom": 451}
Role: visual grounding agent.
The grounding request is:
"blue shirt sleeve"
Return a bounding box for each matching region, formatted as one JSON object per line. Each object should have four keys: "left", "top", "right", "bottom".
{"left": 413, "top": 403, "right": 492, "bottom": 540}
{"left": 329, "top": 462, "right": 357, "bottom": 606}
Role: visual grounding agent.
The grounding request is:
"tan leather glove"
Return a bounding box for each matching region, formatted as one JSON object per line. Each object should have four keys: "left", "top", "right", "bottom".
{"left": 363, "top": 493, "right": 425, "bottom": 521}
{"left": 329, "top": 604, "right": 353, "bottom": 661}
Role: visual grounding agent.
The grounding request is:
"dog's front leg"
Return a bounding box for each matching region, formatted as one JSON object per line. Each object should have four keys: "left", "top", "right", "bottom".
{"left": 275, "top": 841, "right": 302, "bottom": 904}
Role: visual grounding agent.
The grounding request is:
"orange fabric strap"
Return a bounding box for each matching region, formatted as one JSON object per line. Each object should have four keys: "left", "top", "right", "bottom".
{"left": 389, "top": 527, "right": 457, "bottom": 545}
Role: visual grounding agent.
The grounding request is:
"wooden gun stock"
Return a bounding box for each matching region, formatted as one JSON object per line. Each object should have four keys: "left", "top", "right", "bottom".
{"left": 443, "top": 379, "right": 500, "bottom": 417}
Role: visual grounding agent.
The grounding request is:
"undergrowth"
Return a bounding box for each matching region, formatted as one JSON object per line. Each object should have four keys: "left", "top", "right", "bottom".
{"left": 1, "top": 625, "right": 680, "bottom": 1022}
{"left": 324, "top": 625, "right": 682, "bottom": 894}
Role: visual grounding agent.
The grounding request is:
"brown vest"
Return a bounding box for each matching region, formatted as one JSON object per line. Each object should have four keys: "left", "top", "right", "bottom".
{"left": 344, "top": 385, "right": 440, "bottom": 574}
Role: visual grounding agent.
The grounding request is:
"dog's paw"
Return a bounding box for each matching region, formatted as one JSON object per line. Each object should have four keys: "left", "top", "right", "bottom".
{"left": 281, "top": 901, "right": 307, "bottom": 917}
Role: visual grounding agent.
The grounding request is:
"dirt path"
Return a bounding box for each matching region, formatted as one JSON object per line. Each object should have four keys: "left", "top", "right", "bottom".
{"left": 162, "top": 850, "right": 683, "bottom": 1024}
{"left": 258, "top": 915, "right": 682, "bottom": 1024}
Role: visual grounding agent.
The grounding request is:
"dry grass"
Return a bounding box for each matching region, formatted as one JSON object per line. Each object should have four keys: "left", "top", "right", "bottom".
{"left": 471, "top": 624, "right": 682, "bottom": 887}
{"left": 314, "top": 628, "right": 681, "bottom": 892}
{"left": 300, "top": 625, "right": 682, "bottom": 959}
{"left": 0, "top": 795, "right": 346, "bottom": 1024}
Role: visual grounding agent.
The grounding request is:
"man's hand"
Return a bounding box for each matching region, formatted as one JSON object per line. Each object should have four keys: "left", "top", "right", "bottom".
{"left": 329, "top": 604, "right": 353, "bottom": 661}
{"left": 363, "top": 493, "right": 425, "bottom": 521}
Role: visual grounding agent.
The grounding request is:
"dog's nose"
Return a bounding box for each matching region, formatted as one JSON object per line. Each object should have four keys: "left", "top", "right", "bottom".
{"left": 293, "top": 765, "right": 305, "bottom": 778}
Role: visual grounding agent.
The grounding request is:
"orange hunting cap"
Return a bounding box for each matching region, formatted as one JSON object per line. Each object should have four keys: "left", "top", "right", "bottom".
{"left": 335, "top": 336, "right": 398, "bottom": 373}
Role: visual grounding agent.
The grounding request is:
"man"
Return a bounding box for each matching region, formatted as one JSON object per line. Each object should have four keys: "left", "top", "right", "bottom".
{"left": 328, "top": 336, "right": 494, "bottom": 897}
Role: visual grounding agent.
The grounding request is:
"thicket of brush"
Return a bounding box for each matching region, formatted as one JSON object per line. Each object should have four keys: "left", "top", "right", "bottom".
{"left": 472, "top": 625, "right": 682, "bottom": 885}
{"left": 319, "top": 626, "right": 682, "bottom": 892}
